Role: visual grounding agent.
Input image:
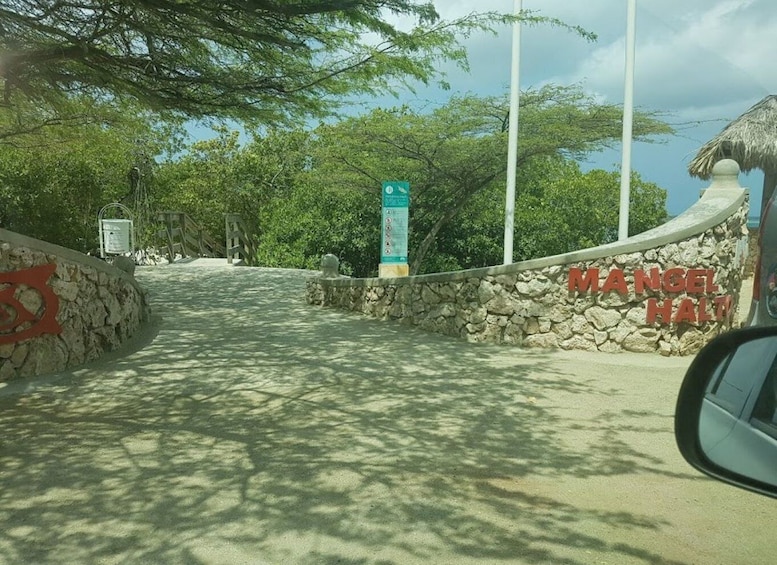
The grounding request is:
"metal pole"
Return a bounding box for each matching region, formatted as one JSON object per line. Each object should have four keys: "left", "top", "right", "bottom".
{"left": 503, "top": 0, "right": 522, "bottom": 264}
{"left": 618, "top": 0, "right": 637, "bottom": 241}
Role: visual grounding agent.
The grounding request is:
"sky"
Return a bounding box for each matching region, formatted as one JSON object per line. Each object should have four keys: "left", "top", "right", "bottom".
{"left": 374, "top": 0, "right": 777, "bottom": 218}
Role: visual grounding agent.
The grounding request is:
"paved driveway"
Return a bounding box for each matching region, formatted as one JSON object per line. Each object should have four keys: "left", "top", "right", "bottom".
{"left": 0, "top": 264, "right": 775, "bottom": 564}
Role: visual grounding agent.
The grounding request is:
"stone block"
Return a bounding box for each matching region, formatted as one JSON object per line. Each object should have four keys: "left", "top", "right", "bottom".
{"left": 584, "top": 306, "right": 622, "bottom": 331}
{"left": 112, "top": 256, "right": 136, "bottom": 276}
{"left": 0, "top": 343, "right": 14, "bottom": 359}
{"left": 482, "top": 323, "right": 504, "bottom": 343}
{"left": 486, "top": 293, "right": 515, "bottom": 316}
{"left": 430, "top": 303, "right": 456, "bottom": 319}
{"left": 438, "top": 284, "right": 458, "bottom": 301}
{"left": 495, "top": 274, "right": 517, "bottom": 288}
{"left": 570, "top": 315, "right": 593, "bottom": 335}
{"left": 478, "top": 280, "right": 496, "bottom": 304}
{"left": 598, "top": 341, "right": 622, "bottom": 353}
{"left": 19, "top": 287, "right": 44, "bottom": 315}
{"left": 679, "top": 328, "right": 706, "bottom": 355}
{"left": 524, "top": 333, "right": 559, "bottom": 349}
{"left": 10, "top": 343, "right": 28, "bottom": 368}
{"left": 623, "top": 329, "right": 659, "bottom": 353}
{"left": 469, "top": 307, "right": 487, "bottom": 324}
{"left": 488, "top": 315, "right": 509, "bottom": 328}
{"left": 421, "top": 285, "right": 441, "bottom": 305}
{"left": 0, "top": 361, "right": 16, "bottom": 381}
{"left": 609, "top": 323, "right": 634, "bottom": 344}
{"left": 515, "top": 278, "right": 550, "bottom": 298}
{"left": 84, "top": 299, "right": 108, "bottom": 329}
{"left": 552, "top": 321, "right": 573, "bottom": 340}
{"left": 19, "top": 336, "right": 67, "bottom": 377}
{"left": 560, "top": 335, "right": 597, "bottom": 352}
{"left": 543, "top": 265, "right": 563, "bottom": 279}
{"left": 547, "top": 304, "right": 572, "bottom": 323}
{"left": 104, "top": 293, "right": 123, "bottom": 326}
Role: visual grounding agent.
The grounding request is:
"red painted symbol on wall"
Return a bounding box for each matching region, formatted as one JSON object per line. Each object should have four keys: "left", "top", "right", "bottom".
{"left": 0, "top": 264, "right": 62, "bottom": 345}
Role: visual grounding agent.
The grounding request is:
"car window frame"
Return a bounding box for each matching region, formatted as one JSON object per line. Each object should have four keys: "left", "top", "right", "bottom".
{"left": 675, "top": 325, "right": 777, "bottom": 499}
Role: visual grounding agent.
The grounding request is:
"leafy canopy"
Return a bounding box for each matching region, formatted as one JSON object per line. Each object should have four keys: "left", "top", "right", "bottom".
{"left": 0, "top": 2, "right": 581, "bottom": 126}
{"left": 302, "top": 86, "right": 672, "bottom": 274}
{"left": 0, "top": 103, "right": 170, "bottom": 250}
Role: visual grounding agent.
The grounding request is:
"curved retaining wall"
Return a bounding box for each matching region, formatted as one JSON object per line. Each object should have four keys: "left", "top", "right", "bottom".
{"left": 307, "top": 160, "right": 750, "bottom": 356}
{"left": 0, "top": 229, "right": 151, "bottom": 380}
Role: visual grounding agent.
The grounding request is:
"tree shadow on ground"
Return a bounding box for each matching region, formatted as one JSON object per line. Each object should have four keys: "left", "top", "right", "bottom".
{"left": 0, "top": 266, "right": 715, "bottom": 564}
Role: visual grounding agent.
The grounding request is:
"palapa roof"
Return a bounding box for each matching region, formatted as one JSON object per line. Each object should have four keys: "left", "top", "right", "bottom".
{"left": 689, "top": 95, "right": 777, "bottom": 179}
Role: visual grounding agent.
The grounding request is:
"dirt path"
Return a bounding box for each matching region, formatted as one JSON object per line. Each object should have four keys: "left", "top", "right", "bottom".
{"left": 0, "top": 264, "right": 775, "bottom": 564}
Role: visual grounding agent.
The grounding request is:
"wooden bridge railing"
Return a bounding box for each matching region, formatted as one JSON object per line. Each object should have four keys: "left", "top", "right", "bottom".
{"left": 156, "top": 211, "right": 226, "bottom": 262}
{"left": 225, "top": 213, "right": 258, "bottom": 266}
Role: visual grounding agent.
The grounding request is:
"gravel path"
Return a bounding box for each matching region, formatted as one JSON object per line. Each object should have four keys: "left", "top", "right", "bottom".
{"left": 0, "top": 263, "right": 774, "bottom": 565}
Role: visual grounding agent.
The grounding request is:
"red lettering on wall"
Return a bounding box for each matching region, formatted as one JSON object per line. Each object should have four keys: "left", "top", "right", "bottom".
{"left": 662, "top": 268, "right": 686, "bottom": 293}
{"left": 697, "top": 297, "right": 713, "bottom": 322}
{"left": 566, "top": 267, "right": 733, "bottom": 327}
{"left": 634, "top": 268, "right": 660, "bottom": 293}
{"left": 715, "top": 295, "right": 732, "bottom": 321}
{"left": 673, "top": 299, "right": 697, "bottom": 323}
{"left": 646, "top": 298, "right": 674, "bottom": 324}
{"left": 0, "top": 264, "right": 61, "bottom": 345}
{"left": 568, "top": 268, "right": 599, "bottom": 293}
{"left": 686, "top": 269, "right": 707, "bottom": 294}
{"left": 601, "top": 269, "right": 628, "bottom": 294}
{"left": 706, "top": 270, "right": 720, "bottom": 293}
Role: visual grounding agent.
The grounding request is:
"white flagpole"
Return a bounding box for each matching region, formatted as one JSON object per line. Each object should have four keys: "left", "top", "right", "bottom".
{"left": 503, "top": 0, "right": 522, "bottom": 264}
{"left": 618, "top": 0, "right": 637, "bottom": 241}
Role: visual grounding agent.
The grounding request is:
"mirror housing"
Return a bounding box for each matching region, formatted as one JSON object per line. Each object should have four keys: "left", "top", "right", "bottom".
{"left": 675, "top": 325, "right": 777, "bottom": 498}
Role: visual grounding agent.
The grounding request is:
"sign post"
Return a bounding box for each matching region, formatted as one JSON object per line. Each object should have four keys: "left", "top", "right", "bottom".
{"left": 379, "top": 181, "right": 410, "bottom": 278}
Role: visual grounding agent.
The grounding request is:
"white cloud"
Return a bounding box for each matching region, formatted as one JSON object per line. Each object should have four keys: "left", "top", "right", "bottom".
{"left": 426, "top": 0, "right": 776, "bottom": 112}
{"left": 383, "top": 0, "right": 777, "bottom": 214}
{"left": 533, "top": 0, "right": 776, "bottom": 115}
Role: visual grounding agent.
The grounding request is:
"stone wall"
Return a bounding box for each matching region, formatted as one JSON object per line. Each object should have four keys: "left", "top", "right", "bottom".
{"left": 0, "top": 229, "right": 150, "bottom": 380}
{"left": 307, "top": 160, "right": 750, "bottom": 356}
{"left": 745, "top": 227, "right": 758, "bottom": 278}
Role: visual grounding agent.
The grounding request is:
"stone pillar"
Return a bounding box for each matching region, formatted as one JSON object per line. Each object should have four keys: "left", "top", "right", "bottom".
{"left": 700, "top": 159, "right": 744, "bottom": 199}
{"left": 321, "top": 254, "right": 340, "bottom": 278}
{"left": 707, "top": 159, "right": 742, "bottom": 190}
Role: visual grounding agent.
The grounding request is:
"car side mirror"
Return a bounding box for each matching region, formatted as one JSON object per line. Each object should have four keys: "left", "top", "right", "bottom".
{"left": 675, "top": 326, "right": 777, "bottom": 498}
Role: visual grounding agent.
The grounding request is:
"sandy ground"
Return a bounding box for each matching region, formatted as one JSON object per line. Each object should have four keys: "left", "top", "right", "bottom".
{"left": 0, "top": 263, "right": 775, "bottom": 565}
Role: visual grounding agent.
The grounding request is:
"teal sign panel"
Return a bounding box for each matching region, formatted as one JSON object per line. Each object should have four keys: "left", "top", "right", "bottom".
{"left": 381, "top": 181, "right": 410, "bottom": 264}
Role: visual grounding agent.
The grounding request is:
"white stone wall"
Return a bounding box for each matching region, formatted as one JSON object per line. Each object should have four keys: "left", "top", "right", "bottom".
{"left": 0, "top": 241, "right": 150, "bottom": 380}
{"left": 307, "top": 168, "right": 749, "bottom": 356}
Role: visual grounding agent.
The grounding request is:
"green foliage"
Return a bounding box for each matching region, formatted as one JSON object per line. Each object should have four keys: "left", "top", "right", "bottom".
{"left": 256, "top": 182, "right": 381, "bottom": 276}
{"left": 0, "top": 1, "right": 564, "bottom": 141}
{"left": 0, "top": 105, "right": 168, "bottom": 251}
{"left": 305, "top": 98, "right": 507, "bottom": 275}
{"left": 152, "top": 88, "right": 670, "bottom": 275}
{"left": 294, "top": 86, "right": 671, "bottom": 274}
{"left": 155, "top": 126, "right": 312, "bottom": 244}
{"left": 512, "top": 159, "right": 668, "bottom": 260}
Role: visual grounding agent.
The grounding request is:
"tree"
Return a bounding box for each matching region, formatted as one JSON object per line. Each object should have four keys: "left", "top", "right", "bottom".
{"left": 511, "top": 158, "right": 667, "bottom": 260}
{"left": 154, "top": 126, "right": 312, "bottom": 242}
{"left": 1, "top": 1, "right": 568, "bottom": 142}
{"left": 0, "top": 102, "right": 171, "bottom": 250}
{"left": 306, "top": 86, "right": 672, "bottom": 274}
{"left": 256, "top": 178, "right": 382, "bottom": 275}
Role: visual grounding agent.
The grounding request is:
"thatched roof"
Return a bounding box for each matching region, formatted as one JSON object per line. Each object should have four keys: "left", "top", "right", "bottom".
{"left": 689, "top": 95, "right": 777, "bottom": 179}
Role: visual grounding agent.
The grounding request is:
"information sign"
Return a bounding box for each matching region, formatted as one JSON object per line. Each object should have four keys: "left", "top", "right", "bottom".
{"left": 381, "top": 181, "right": 410, "bottom": 264}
